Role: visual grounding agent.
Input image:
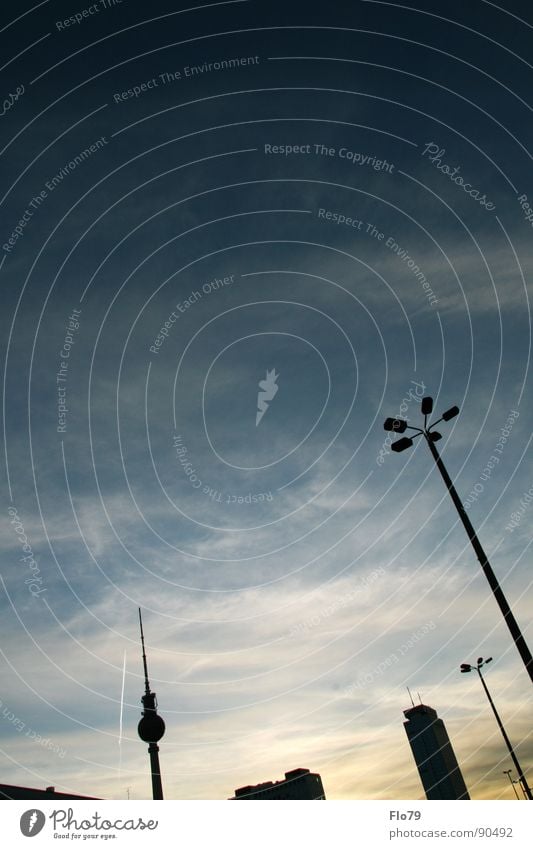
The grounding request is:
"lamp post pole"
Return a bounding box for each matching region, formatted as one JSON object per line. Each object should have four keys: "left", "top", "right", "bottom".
{"left": 383, "top": 397, "right": 533, "bottom": 685}
{"left": 460, "top": 658, "right": 532, "bottom": 800}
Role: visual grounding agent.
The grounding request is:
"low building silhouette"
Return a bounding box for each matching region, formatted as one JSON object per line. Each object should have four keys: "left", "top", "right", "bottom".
{"left": 231, "top": 767, "right": 326, "bottom": 799}
{"left": 0, "top": 783, "right": 100, "bottom": 800}
{"left": 403, "top": 703, "right": 470, "bottom": 800}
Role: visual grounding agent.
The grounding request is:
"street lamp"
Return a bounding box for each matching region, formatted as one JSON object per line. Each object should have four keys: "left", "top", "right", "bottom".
{"left": 383, "top": 397, "right": 533, "bottom": 685}
{"left": 460, "top": 657, "right": 532, "bottom": 800}
{"left": 503, "top": 769, "right": 521, "bottom": 800}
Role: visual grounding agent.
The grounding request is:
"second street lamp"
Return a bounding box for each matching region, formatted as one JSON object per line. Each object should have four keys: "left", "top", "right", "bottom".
{"left": 503, "top": 769, "right": 521, "bottom": 800}
{"left": 383, "top": 396, "right": 533, "bottom": 685}
{"left": 460, "top": 658, "right": 532, "bottom": 800}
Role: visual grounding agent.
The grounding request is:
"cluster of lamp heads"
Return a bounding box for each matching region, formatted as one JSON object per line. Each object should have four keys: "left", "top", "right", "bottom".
{"left": 460, "top": 657, "right": 493, "bottom": 674}
{"left": 383, "top": 396, "right": 460, "bottom": 453}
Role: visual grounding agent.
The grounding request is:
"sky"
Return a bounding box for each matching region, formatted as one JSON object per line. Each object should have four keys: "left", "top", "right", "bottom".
{"left": 0, "top": 0, "right": 532, "bottom": 801}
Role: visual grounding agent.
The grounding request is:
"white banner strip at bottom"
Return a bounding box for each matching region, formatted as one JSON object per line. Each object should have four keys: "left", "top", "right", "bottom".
{"left": 3, "top": 800, "right": 531, "bottom": 848}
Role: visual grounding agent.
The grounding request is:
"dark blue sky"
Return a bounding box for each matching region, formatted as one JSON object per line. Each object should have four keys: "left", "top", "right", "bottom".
{"left": 1, "top": 0, "right": 532, "bottom": 800}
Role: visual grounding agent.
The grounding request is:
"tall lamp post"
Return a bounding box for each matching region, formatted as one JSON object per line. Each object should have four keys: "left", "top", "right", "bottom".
{"left": 460, "top": 657, "right": 532, "bottom": 800}
{"left": 137, "top": 609, "right": 166, "bottom": 800}
{"left": 383, "top": 396, "right": 533, "bottom": 685}
{"left": 503, "top": 769, "right": 520, "bottom": 800}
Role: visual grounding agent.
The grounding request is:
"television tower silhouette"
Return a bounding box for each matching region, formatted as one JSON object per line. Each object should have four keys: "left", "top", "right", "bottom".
{"left": 137, "top": 608, "right": 165, "bottom": 800}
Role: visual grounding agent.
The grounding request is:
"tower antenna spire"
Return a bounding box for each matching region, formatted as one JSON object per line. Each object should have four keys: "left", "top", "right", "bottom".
{"left": 139, "top": 608, "right": 150, "bottom": 695}
{"left": 406, "top": 686, "right": 415, "bottom": 708}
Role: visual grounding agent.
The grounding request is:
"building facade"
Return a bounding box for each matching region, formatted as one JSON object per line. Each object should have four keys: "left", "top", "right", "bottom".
{"left": 0, "top": 783, "right": 99, "bottom": 800}
{"left": 232, "top": 767, "right": 326, "bottom": 799}
{"left": 403, "top": 703, "right": 470, "bottom": 800}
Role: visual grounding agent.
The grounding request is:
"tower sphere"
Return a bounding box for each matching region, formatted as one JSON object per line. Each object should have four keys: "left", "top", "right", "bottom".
{"left": 138, "top": 713, "right": 166, "bottom": 743}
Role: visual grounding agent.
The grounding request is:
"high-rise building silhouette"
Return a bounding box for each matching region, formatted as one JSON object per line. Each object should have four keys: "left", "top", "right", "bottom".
{"left": 403, "top": 703, "right": 470, "bottom": 800}
{"left": 231, "top": 767, "right": 326, "bottom": 799}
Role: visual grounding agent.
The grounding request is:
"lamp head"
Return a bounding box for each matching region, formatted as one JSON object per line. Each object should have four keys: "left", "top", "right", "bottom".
{"left": 421, "top": 397, "right": 433, "bottom": 415}
{"left": 384, "top": 417, "right": 407, "bottom": 433}
{"left": 442, "top": 405, "right": 459, "bottom": 421}
{"left": 460, "top": 663, "right": 472, "bottom": 673}
{"left": 391, "top": 437, "right": 413, "bottom": 452}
